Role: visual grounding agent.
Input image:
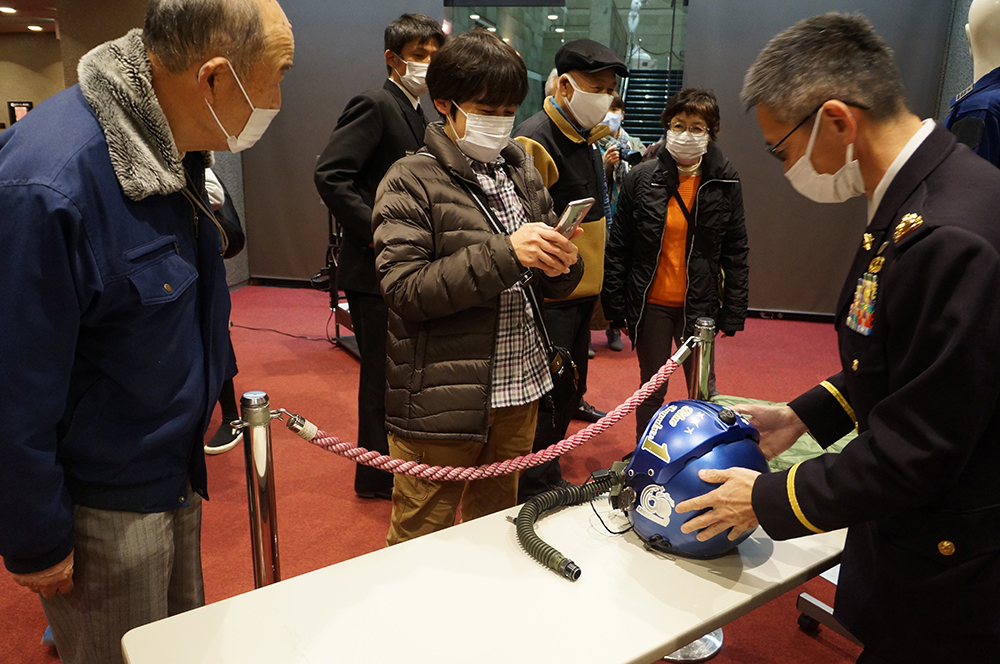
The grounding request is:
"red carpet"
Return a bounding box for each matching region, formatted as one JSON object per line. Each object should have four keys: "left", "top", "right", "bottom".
{"left": 1, "top": 285, "right": 859, "bottom": 663}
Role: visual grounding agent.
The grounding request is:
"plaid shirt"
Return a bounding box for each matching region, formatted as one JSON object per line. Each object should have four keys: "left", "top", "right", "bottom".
{"left": 469, "top": 156, "right": 553, "bottom": 408}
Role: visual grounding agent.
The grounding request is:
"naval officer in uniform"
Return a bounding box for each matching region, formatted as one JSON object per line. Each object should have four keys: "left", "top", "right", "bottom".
{"left": 675, "top": 13, "right": 1000, "bottom": 664}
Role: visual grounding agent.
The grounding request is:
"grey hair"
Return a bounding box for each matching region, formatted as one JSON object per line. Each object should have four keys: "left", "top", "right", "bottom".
{"left": 142, "top": 0, "right": 267, "bottom": 77}
{"left": 544, "top": 67, "right": 559, "bottom": 97}
{"left": 741, "top": 12, "right": 907, "bottom": 123}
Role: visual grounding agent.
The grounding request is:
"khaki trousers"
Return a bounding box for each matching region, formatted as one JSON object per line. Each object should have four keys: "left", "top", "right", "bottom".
{"left": 386, "top": 400, "right": 539, "bottom": 546}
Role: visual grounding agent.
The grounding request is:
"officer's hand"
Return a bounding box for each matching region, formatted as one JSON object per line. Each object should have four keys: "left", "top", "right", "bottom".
{"left": 730, "top": 403, "right": 807, "bottom": 460}
{"left": 676, "top": 468, "right": 760, "bottom": 541}
{"left": 11, "top": 551, "right": 74, "bottom": 598}
{"left": 604, "top": 146, "right": 621, "bottom": 166}
{"left": 509, "top": 222, "right": 580, "bottom": 278}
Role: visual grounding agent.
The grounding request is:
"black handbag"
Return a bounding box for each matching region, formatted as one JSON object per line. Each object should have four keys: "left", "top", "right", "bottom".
{"left": 457, "top": 178, "right": 579, "bottom": 414}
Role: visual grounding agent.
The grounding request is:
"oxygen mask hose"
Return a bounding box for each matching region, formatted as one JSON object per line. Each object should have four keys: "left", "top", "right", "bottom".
{"left": 515, "top": 469, "right": 620, "bottom": 581}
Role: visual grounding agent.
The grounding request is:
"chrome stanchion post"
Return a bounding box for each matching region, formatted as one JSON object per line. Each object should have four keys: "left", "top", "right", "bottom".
{"left": 687, "top": 317, "right": 716, "bottom": 401}
{"left": 239, "top": 391, "right": 281, "bottom": 588}
{"left": 670, "top": 319, "right": 723, "bottom": 662}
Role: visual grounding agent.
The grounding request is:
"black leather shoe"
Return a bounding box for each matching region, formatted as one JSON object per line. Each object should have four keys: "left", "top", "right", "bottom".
{"left": 356, "top": 488, "right": 393, "bottom": 500}
{"left": 606, "top": 327, "right": 623, "bottom": 352}
{"left": 574, "top": 399, "right": 607, "bottom": 423}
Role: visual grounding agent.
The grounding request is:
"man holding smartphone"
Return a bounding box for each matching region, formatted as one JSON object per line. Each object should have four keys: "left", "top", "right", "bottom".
{"left": 513, "top": 39, "right": 628, "bottom": 501}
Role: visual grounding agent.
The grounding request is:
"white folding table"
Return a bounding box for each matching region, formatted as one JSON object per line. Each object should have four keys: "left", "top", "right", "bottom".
{"left": 122, "top": 500, "right": 845, "bottom": 664}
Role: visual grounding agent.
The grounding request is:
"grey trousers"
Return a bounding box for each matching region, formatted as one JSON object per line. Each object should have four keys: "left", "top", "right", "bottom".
{"left": 40, "top": 491, "right": 205, "bottom": 664}
{"left": 635, "top": 304, "right": 717, "bottom": 440}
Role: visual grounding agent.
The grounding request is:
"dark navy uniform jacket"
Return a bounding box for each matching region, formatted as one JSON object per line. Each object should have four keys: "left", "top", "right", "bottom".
{"left": 314, "top": 81, "right": 428, "bottom": 295}
{"left": 945, "top": 66, "right": 1000, "bottom": 167}
{"left": 753, "top": 125, "right": 1000, "bottom": 661}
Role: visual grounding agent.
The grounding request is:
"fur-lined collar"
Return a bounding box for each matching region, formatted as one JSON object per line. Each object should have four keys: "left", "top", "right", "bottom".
{"left": 78, "top": 29, "right": 211, "bottom": 201}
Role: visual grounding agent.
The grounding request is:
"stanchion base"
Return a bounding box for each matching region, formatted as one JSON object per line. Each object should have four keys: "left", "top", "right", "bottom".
{"left": 662, "top": 628, "right": 723, "bottom": 662}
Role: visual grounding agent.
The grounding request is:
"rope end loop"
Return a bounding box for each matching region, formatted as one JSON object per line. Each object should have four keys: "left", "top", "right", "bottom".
{"left": 284, "top": 412, "right": 318, "bottom": 441}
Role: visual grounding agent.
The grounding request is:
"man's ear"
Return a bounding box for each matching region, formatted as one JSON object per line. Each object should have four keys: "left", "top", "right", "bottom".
{"left": 822, "top": 100, "right": 858, "bottom": 146}
{"left": 433, "top": 98, "right": 451, "bottom": 118}
{"left": 557, "top": 74, "right": 572, "bottom": 100}
{"left": 198, "top": 57, "right": 230, "bottom": 105}
{"left": 385, "top": 49, "right": 399, "bottom": 71}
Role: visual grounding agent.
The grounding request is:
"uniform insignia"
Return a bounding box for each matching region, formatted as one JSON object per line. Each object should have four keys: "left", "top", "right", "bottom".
{"left": 876, "top": 241, "right": 889, "bottom": 256}
{"left": 847, "top": 272, "right": 878, "bottom": 336}
{"left": 862, "top": 233, "right": 874, "bottom": 251}
{"left": 868, "top": 256, "right": 885, "bottom": 274}
{"left": 894, "top": 213, "right": 923, "bottom": 242}
{"left": 956, "top": 82, "right": 975, "bottom": 103}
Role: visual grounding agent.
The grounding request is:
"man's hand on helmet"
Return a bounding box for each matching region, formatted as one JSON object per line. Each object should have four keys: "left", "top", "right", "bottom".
{"left": 730, "top": 403, "right": 807, "bottom": 460}
{"left": 675, "top": 468, "right": 761, "bottom": 541}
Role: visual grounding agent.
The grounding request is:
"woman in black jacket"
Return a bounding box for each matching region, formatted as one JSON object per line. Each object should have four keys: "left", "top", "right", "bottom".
{"left": 602, "top": 88, "right": 749, "bottom": 439}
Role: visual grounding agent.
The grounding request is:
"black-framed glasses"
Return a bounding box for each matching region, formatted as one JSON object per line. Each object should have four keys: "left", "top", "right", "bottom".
{"left": 766, "top": 101, "right": 871, "bottom": 161}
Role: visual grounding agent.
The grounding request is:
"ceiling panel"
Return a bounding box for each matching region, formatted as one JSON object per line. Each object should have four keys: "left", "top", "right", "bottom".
{"left": 0, "top": 1, "right": 57, "bottom": 34}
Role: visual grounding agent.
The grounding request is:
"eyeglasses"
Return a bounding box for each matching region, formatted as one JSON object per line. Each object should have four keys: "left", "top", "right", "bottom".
{"left": 766, "top": 100, "right": 871, "bottom": 161}
{"left": 667, "top": 122, "right": 709, "bottom": 136}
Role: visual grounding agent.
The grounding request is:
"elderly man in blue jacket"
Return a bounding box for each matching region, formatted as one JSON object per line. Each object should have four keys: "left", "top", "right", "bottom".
{"left": 0, "top": 1, "right": 293, "bottom": 662}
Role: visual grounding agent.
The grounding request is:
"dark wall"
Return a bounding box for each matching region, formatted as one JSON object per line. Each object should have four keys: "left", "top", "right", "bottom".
{"left": 684, "top": 1, "right": 954, "bottom": 315}
{"left": 242, "top": 0, "right": 443, "bottom": 281}
{"left": 57, "top": 0, "right": 147, "bottom": 86}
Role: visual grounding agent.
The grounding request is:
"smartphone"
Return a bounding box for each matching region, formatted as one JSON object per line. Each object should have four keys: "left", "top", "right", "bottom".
{"left": 555, "top": 197, "right": 595, "bottom": 238}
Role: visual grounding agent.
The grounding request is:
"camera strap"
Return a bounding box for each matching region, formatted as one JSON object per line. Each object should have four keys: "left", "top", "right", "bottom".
{"left": 456, "top": 177, "right": 557, "bottom": 355}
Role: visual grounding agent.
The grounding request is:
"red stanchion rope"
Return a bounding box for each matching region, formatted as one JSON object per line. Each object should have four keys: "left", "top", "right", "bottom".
{"left": 288, "top": 358, "right": 679, "bottom": 481}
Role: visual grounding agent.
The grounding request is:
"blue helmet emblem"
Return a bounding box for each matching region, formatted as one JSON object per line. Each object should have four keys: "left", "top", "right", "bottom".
{"left": 621, "top": 400, "right": 769, "bottom": 558}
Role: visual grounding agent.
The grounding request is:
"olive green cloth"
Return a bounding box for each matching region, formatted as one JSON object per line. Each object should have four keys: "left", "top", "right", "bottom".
{"left": 711, "top": 395, "right": 855, "bottom": 472}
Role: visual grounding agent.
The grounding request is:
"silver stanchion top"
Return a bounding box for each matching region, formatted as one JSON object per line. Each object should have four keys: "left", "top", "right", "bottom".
{"left": 241, "top": 391, "right": 269, "bottom": 407}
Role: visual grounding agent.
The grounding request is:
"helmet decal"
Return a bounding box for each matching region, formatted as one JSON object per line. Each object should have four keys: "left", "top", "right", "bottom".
{"left": 641, "top": 406, "right": 676, "bottom": 462}
{"left": 637, "top": 484, "right": 675, "bottom": 525}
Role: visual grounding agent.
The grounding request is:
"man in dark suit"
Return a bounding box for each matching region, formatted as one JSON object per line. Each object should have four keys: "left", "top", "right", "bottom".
{"left": 673, "top": 13, "right": 1000, "bottom": 664}
{"left": 314, "top": 14, "right": 445, "bottom": 500}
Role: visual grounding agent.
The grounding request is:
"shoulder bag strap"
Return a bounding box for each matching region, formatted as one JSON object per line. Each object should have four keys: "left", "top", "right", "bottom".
{"left": 661, "top": 172, "right": 716, "bottom": 260}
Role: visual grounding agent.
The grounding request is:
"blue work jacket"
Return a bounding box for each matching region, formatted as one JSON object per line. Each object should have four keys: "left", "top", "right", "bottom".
{"left": 0, "top": 86, "right": 232, "bottom": 574}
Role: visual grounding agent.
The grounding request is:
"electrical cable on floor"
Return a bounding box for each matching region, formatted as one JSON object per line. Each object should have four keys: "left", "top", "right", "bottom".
{"left": 232, "top": 310, "right": 336, "bottom": 345}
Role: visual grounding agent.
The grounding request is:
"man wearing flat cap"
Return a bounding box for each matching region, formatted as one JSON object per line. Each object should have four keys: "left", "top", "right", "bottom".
{"left": 514, "top": 39, "right": 628, "bottom": 500}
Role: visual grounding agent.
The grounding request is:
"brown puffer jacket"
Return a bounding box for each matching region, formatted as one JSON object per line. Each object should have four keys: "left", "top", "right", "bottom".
{"left": 373, "top": 123, "right": 584, "bottom": 443}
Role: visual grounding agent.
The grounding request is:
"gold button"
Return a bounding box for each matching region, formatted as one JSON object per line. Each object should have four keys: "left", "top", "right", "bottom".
{"left": 179, "top": 496, "right": 186, "bottom": 504}
{"left": 164, "top": 283, "right": 173, "bottom": 293}
{"left": 937, "top": 540, "right": 955, "bottom": 556}
{"left": 852, "top": 359, "right": 859, "bottom": 371}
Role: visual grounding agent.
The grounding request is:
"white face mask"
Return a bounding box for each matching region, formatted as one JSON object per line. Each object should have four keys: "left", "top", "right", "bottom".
{"left": 784, "top": 112, "right": 865, "bottom": 203}
{"left": 202, "top": 59, "right": 279, "bottom": 154}
{"left": 394, "top": 57, "right": 429, "bottom": 97}
{"left": 665, "top": 130, "right": 709, "bottom": 164}
{"left": 602, "top": 111, "right": 623, "bottom": 132}
{"left": 448, "top": 103, "right": 515, "bottom": 163}
{"left": 563, "top": 74, "right": 613, "bottom": 129}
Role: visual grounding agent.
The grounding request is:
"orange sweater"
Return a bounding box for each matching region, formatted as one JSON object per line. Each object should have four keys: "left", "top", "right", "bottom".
{"left": 647, "top": 174, "right": 700, "bottom": 307}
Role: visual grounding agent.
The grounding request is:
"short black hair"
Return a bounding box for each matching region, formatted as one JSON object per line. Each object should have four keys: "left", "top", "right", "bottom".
{"left": 661, "top": 88, "right": 721, "bottom": 139}
{"left": 609, "top": 91, "right": 624, "bottom": 111}
{"left": 384, "top": 13, "right": 446, "bottom": 74}
{"left": 426, "top": 29, "right": 529, "bottom": 118}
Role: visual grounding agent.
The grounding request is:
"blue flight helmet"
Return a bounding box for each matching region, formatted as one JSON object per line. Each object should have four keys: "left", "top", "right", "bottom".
{"left": 620, "top": 400, "right": 770, "bottom": 558}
